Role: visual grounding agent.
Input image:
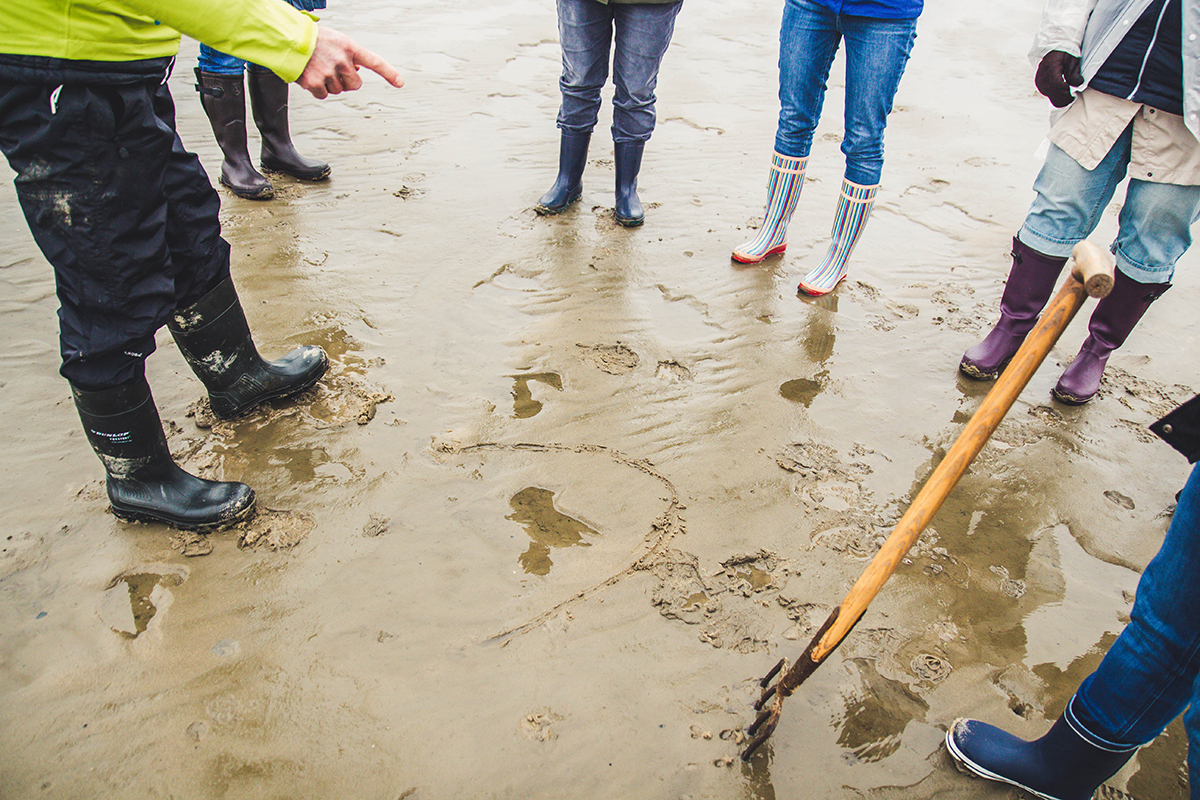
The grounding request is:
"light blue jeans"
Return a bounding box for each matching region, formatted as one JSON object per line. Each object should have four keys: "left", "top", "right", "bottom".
{"left": 1018, "top": 126, "right": 1200, "bottom": 284}
{"left": 1071, "top": 462, "right": 1200, "bottom": 794}
{"left": 555, "top": 0, "right": 682, "bottom": 143}
{"left": 775, "top": 0, "right": 918, "bottom": 186}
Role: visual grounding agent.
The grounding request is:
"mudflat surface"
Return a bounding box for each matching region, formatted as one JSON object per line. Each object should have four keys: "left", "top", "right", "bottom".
{"left": 1, "top": 1, "right": 1195, "bottom": 798}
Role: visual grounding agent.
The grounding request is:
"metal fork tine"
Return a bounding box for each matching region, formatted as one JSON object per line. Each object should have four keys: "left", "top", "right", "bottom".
{"left": 758, "top": 657, "right": 785, "bottom": 688}
{"left": 753, "top": 684, "right": 777, "bottom": 711}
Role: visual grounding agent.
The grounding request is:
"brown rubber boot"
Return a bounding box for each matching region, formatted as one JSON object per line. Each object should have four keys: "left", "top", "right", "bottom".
{"left": 246, "top": 69, "right": 331, "bottom": 181}
{"left": 194, "top": 69, "right": 274, "bottom": 200}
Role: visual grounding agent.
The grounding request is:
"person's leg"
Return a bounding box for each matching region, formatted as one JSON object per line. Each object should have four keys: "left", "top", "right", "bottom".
{"left": 150, "top": 81, "right": 328, "bottom": 420}
{"left": 195, "top": 47, "right": 273, "bottom": 199}
{"left": 1184, "top": 680, "right": 1200, "bottom": 795}
{"left": 733, "top": 0, "right": 839, "bottom": 262}
{"left": 610, "top": 1, "right": 680, "bottom": 145}
{"left": 0, "top": 78, "right": 254, "bottom": 529}
{"left": 1074, "top": 462, "right": 1200, "bottom": 738}
{"left": 0, "top": 80, "right": 177, "bottom": 391}
{"left": 961, "top": 131, "right": 1131, "bottom": 379}
{"left": 948, "top": 462, "right": 1200, "bottom": 799}
{"left": 797, "top": 11, "right": 916, "bottom": 295}
{"left": 537, "top": 0, "right": 612, "bottom": 214}
{"left": 246, "top": 65, "right": 331, "bottom": 182}
{"left": 1052, "top": 177, "right": 1200, "bottom": 403}
{"left": 610, "top": 0, "right": 682, "bottom": 226}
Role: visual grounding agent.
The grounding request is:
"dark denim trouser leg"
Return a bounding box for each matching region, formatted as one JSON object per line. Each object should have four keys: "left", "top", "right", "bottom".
{"left": 555, "top": 0, "right": 612, "bottom": 134}
{"left": 1073, "top": 463, "right": 1200, "bottom": 764}
{"left": 610, "top": 1, "right": 681, "bottom": 143}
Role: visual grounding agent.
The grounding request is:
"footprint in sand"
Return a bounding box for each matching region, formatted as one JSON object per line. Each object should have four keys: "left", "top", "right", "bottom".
{"left": 509, "top": 372, "right": 563, "bottom": 418}
{"left": 576, "top": 342, "right": 639, "bottom": 374}
{"left": 99, "top": 565, "right": 188, "bottom": 639}
{"left": 507, "top": 486, "right": 598, "bottom": 576}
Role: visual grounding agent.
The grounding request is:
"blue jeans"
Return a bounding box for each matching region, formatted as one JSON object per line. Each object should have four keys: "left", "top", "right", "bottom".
{"left": 1071, "top": 462, "right": 1200, "bottom": 793}
{"left": 775, "top": 0, "right": 917, "bottom": 186}
{"left": 1018, "top": 129, "right": 1200, "bottom": 284}
{"left": 197, "top": 45, "right": 273, "bottom": 75}
{"left": 555, "top": 0, "right": 682, "bottom": 143}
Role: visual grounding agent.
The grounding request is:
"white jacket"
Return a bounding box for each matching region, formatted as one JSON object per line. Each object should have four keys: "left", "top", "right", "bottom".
{"left": 1031, "top": 0, "right": 1200, "bottom": 141}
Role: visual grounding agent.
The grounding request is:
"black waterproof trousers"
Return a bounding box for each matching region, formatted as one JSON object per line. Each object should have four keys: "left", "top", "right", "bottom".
{"left": 0, "top": 57, "right": 231, "bottom": 390}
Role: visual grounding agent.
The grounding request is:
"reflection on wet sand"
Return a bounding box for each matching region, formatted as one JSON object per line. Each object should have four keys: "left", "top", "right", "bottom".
{"left": 509, "top": 371, "right": 563, "bottom": 418}
{"left": 507, "top": 486, "right": 597, "bottom": 575}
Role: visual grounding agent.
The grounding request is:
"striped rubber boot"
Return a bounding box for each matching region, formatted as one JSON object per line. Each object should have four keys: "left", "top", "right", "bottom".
{"left": 732, "top": 153, "right": 807, "bottom": 263}
{"left": 798, "top": 180, "right": 877, "bottom": 296}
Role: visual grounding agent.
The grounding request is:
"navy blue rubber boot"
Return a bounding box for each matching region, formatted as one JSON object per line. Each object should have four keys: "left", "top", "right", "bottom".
{"left": 535, "top": 131, "right": 590, "bottom": 215}
{"left": 614, "top": 140, "right": 645, "bottom": 227}
{"left": 946, "top": 699, "right": 1139, "bottom": 800}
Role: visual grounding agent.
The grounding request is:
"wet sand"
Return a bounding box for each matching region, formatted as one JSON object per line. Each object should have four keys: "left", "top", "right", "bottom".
{"left": 1, "top": 0, "right": 1197, "bottom": 797}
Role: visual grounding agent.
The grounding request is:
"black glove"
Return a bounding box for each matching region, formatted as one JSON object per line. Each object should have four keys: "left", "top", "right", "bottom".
{"left": 1035, "top": 50, "right": 1083, "bottom": 107}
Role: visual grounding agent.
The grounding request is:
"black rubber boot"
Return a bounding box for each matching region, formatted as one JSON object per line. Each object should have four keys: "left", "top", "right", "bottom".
{"left": 195, "top": 69, "right": 274, "bottom": 200}
{"left": 614, "top": 140, "right": 645, "bottom": 227}
{"left": 535, "top": 131, "right": 591, "bottom": 215}
{"left": 168, "top": 277, "right": 328, "bottom": 420}
{"left": 73, "top": 377, "right": 255, "bottom": 531}
{"left": 246, "top": 69, "right": 331, "bottom": 181}
{"left": 946, "top": 698, "right": 1138, "bottom": 800}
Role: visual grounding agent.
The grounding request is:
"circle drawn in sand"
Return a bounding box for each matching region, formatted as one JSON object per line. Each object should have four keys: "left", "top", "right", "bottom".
{"left": 576, "top": 342, "right": 639, "bottom": 374}
{"left": 438, "top": 441, "right": 683, "bottom": 643}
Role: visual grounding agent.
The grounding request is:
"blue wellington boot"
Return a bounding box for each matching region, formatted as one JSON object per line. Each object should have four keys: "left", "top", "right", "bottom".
{"left": 535, "top": 131, "right": 591, "bottom": 215}
{"left": 946, "top": 698, "right": 1138, "bottom": 800}
{"left": 614, "top": 140, "right": 645, "bottom": 227}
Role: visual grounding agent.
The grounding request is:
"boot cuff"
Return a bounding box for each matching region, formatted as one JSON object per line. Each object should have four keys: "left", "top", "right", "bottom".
{"left": 1064, "top": 695, "right": 1141, "bottom": 753}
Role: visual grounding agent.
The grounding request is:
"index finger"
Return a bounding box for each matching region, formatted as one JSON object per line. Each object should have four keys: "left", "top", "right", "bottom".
{"left": 353, "top": 48, "right": 404, "bottom": 88}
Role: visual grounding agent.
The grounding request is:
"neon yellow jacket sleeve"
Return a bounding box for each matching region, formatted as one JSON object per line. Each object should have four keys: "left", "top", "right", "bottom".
{"left": 3, "top": 0, "right": 317, "bottom": 82}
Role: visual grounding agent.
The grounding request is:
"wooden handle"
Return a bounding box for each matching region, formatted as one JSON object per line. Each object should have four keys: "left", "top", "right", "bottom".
{"left": 806, "top": 261, "right": 1102, "bottom": 664}
{"left": 1071, "top": 240, "right": 1116, "bottom": 299}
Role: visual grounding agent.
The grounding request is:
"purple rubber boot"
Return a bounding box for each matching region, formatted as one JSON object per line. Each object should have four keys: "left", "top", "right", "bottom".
{"left": 1052, "top": 269, "right": 1170, "bottom": 405}
{"left": 960, "top": 238, "right": 1067, "bottom": 380}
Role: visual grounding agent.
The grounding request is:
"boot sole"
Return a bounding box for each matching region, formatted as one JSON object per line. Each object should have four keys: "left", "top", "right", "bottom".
{"left": 1051, "top": 386, "right": 1094, "bottom": 405}
{"left": 944, "top": 724, "right": 1059, "bottom": 800}
{"left": 534, "top": 191, "right": 582, "bottom": 216}
{"left": 111, "top": 495, "right": 256, "bottom": 532}
{"left": 958, "top": 360, "right": 1003, "bottom": 381}
{"left": 261, "top": 163, "right": 331, "bottom": 181}
{"left": 615, "top": 215, "right": 644, "bottom": 228}
{"left": 798, "top": 275, "right": 846, "bottom": 297}
{"left": 220, "top": 176, "right": 274, "bottom": 201}
{"left": 732, "top": 243, "right": 787, "bottom": 264}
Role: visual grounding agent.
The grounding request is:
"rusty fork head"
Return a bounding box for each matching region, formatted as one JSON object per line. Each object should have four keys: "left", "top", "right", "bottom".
{"left": 741, "top": 657, "right": 788, "bottom": 760}
{"left": 739, "top": 606, "right": 846, "bottom": 761}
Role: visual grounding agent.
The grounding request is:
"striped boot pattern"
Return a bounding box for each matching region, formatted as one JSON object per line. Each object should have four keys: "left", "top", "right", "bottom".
{"left": 798, "top": 180, "right": 877, "bottom": 296}
{"left": 732, "top": 153, "right": 808, "bottom": 263}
